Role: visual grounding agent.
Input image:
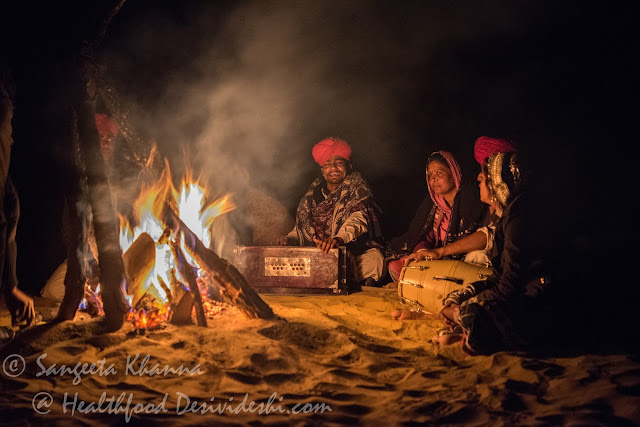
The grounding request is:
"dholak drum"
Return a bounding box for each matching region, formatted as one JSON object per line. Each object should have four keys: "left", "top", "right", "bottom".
{"left": 397, "top": 259, "right": 494, "bottom": 315}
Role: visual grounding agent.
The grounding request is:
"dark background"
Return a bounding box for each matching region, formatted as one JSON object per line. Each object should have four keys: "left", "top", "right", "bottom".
{"left": 1, "top": 1, "right": 638, "bottom": 343}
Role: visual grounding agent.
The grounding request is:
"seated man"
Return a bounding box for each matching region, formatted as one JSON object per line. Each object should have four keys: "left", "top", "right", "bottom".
{"left": 285, "top": 137, "right": 384, "bottom": 286}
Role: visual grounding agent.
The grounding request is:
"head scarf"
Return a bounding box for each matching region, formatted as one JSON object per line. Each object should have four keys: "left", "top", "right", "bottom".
{"left": 312, "top": 137, "right": 351, "bottom": 166}
{"left": 95, "top": 113, "right": 119, "bottom": 138}
{"left": 426, "top": 151, "right": 462, "bottom": 215}
{"left": 474, "top": 136, "right": 516, "bottom": 165}
{"left": 425, "top": 151, "right": 462, "bottom": 246}
{"left": 485, "top": 151, "right": 522, "bottom": 217}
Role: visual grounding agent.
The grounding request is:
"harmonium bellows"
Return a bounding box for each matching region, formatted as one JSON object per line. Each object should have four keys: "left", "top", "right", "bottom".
{"left": 231, "top": 246, "right": 350, "bottom": 294}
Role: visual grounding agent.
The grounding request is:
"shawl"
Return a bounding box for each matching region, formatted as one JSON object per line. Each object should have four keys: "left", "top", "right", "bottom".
{"left": 292, "top": 172, "right": 382, "bottom": 252}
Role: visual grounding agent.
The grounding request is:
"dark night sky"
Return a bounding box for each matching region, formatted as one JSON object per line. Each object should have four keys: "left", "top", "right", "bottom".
{"left": 1, "top": 0, "right": 637, "bottom": 322}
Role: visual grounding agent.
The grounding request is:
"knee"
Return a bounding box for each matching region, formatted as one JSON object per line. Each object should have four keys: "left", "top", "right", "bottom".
{"left": 356, "top": 248, "right": 384, "bottom": 281}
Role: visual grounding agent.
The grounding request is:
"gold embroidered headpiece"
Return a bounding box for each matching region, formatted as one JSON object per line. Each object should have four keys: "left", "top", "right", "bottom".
{"left": 485, "top": 152, "right": 522, "bottom": 216}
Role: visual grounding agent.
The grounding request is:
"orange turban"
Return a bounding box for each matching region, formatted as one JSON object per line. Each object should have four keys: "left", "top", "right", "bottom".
{"left": 474, "top": 136, "right": 516, "bottom": 164}
{"left": 95, "top": 113, "right": 119, "bottom": 138}
{"left": 312, "top": 137, "right": 351, "bottom": 166}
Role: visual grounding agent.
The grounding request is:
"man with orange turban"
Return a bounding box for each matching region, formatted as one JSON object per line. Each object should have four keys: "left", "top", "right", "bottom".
{"left": 473, "top": 136, "right": 516, "bottom": 165}
{"left": 286, "top": 137, "right": 384, "bottom": 286}
{"left": 95, "top": 113, "right": 119, "bottom": 162}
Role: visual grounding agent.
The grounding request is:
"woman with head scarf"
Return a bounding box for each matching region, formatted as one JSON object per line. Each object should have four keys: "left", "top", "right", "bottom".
{"left": 436, "top": 151, "right": 550, "bottom": 355}
{"left": 387, "top": 151, "right": 488, "bottom": 283}
{"left": 407, "top": 136, "right": 517, "bottom": 263}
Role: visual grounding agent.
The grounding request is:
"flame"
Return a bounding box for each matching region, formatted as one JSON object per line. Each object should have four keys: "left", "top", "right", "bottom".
{"left": 117, "top": 159, "right": 234, "bottom": 329}
{"left": 173, "top": 169, "right": 236, "bottom": 248}
{"left": 78, "top": 158, "right": 234, "bottom": 329}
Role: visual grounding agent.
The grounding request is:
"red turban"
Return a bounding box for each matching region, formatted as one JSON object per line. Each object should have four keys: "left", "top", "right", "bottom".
{"left": 474, "top": 136, "right": 516, "bottom": 164}
{"left": 95, "top": 113, "right": 119, "bottom": 138}
{"left": 312, "top": 137, "right": 351, "bottom": 166}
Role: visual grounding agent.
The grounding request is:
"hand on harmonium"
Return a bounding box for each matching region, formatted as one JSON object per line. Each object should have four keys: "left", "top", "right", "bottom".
{"left": 313, "top": 237, "right": 344, "bottom": 253}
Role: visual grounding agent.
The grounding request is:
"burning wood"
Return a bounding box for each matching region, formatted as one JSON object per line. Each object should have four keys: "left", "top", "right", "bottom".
{"left": 161, "top": 204, "right": 276, "bottom": 320}
{"left": 121, "top": 232, "right": 155, "bottom": 308}
{"left": 127, "top": 284, "right": 170, "bottom": 331}
{"left": 81, "top": 283, "right": 104, "bottom": 318}
{"left": 170, "top": 241, "right": 208, "bottom": 327}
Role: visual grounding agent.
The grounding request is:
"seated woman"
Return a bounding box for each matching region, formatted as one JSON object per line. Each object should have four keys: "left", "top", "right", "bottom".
{"left": 386, "top": 150, "right": 487, "bottom": 283}
{"left": 435, "top": 151, "right": 550, "bottom": 355}
{"left": 395, "top": 137, "right": 517, "bottom": 267}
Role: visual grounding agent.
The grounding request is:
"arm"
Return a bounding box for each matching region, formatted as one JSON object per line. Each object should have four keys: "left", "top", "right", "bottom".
{"left": 415, "top": 229, "right": 489, "bottom": 260}
{"left": 315, "top": 210, "right": 368, "bottom": 253}
{"left": 1, "top": 181, "right": 36, "bottom": 326}
{"left": 335, "top": 210, "right": 368, "bottom": 244}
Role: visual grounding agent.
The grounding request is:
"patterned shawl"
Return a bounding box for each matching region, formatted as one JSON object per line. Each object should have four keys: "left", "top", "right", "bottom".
{"left": 292, "top": 172, "right": 382, "bottom": 250}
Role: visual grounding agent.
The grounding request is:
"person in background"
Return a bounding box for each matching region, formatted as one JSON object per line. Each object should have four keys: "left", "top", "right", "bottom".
{"left": 0, "top": 65, "right": 36, "bottom": 339}
{"left": 95, "top": 112, "right": 119, "bottom": 164}
{"left": 285, "top": 137, "right": 385, "bottom": 286}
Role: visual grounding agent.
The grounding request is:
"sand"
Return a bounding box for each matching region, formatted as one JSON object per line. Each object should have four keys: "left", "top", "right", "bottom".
{"left": 1, "top": 287, "right": 639, "bottom": 425}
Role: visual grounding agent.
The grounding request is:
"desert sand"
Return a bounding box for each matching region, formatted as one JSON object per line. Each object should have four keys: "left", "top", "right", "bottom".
{"left": 1, "top": 287, "right": 639, "bottom": 425}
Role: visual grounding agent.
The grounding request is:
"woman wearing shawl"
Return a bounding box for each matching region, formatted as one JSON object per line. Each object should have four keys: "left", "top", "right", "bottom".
{"left": 409, "top": 136, "right": 518, "bottom": 262}
{"left": 435, "top": 151, "right": 550, "bottom": 355}
{"left": 387, "top": 151, "right": 487, "bottom": 283}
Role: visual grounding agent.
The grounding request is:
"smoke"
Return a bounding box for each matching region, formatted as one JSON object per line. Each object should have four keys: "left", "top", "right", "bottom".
{"left": 101, "top": 0, "right": 536, "bottom": 252}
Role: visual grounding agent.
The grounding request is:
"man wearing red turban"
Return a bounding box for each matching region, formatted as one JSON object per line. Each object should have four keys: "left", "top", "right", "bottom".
{"left": 285, "top": 137, "right": 384, "bottom": 286}
{"left": 95, "top": 113, "right": 119, "bottom": 162}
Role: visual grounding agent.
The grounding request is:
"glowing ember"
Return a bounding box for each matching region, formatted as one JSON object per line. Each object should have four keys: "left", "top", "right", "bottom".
{"left": 127, "top": 302, "right": 170, "bottom": 330}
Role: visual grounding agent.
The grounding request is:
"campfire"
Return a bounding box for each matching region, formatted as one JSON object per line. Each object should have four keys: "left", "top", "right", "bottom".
{"left": 78, "top": 160, "right": 261, "bottom": 331}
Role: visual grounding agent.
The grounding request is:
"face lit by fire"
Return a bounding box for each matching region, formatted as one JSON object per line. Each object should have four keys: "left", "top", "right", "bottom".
{"left": 321, "top": 155, "right": 349, "bottom": 191}
{"left": 426, "top": 160, "right": 455, "bottom": 196}
{"left": 478, "top": 170, "right": 492, "bottom": 205}
{"left": 99, "top": 134, "right": 117, "bottom": 163}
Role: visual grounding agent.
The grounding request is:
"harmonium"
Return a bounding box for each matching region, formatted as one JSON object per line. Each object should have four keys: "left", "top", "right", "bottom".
{"left": 231, "top": 246, "right": 351, "bottom": 294}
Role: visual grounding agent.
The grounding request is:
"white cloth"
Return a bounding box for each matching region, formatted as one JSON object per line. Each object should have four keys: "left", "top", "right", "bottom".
{"left": 355, "top": 247, "right": 384, "bottom": 281}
